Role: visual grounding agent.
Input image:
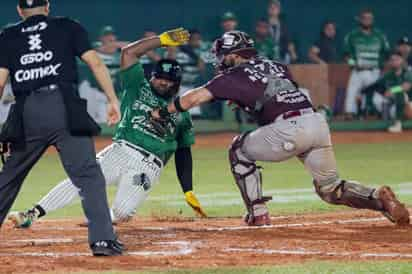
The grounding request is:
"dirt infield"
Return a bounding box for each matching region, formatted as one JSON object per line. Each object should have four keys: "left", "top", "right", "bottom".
{"left": 1, "top": 210, "right": 411, "bottom": 273}
{"left": 15, "top": 132, "right": 411, "bottom": 273}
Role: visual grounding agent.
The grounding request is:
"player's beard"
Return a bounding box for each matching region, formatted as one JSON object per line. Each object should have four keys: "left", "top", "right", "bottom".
{"left": 151, "top": 82, "right": 175, "bottom": 100}
{"left": 224, "top": 57, "right": 237, "bottom": 68}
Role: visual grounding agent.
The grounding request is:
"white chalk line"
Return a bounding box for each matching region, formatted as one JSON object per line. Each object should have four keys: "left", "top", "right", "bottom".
{"left": 1, "top": 237, "right": 86, "bottom": 248}
{"left": 10, "top": 238, "right": 75, "bottom": 244}
{"left": 25, "top": 216, "right": 389, "bottom": 233}
{"left": 198, "top": 217, "right": 387, "bottom": 232}
{"left": 224, "top": 248, "right": 412, "bottom": 259}
{"left": 0, "top": 240, "right": 197, "bottom": 258}
{"left": 138, "top": 216, "right": 387, "bottom": 232}
{"left": 3, "top": 238, "right": 411, "bottom": 259}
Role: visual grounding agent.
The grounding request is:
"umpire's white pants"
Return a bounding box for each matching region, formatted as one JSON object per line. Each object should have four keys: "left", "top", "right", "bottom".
{"left": 38, "top": 141, "right": 163, "bottom": 222}
{"left": 345, "top": 69, "right": 380, "bottom": 114}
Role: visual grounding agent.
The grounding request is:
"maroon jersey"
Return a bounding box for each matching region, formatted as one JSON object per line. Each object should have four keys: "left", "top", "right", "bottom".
{"left": 204, "top": 57, "right": 313, "bottom": 126}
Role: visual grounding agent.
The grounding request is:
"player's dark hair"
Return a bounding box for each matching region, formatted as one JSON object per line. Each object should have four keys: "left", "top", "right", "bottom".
{"left": 320, "top": 20, "right": 336, "bottom": 37}
{"left": 359, "top": 8, "right": 373, "bottom": 16}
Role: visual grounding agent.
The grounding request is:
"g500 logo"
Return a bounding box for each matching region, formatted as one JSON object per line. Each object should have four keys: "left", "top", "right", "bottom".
{"left": 20, "top": 51, "right": 53, "bottom": 65}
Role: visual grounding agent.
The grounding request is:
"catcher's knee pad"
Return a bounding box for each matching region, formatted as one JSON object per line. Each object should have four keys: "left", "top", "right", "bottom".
{"left": 314, "top": 178, "right": 382, "bottom": 210}
{"left": 229, "top": 133, "right": 271, "bottom": 216}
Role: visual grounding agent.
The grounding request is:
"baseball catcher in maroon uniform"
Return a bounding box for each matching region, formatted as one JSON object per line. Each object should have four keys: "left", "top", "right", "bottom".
{"left": 152, "top": 31, "right": 409, "bottom": 227}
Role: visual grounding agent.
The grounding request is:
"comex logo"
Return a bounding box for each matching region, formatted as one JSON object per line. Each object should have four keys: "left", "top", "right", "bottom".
{"left": 15, "top": 63, "right": 62, "bottom": 83}
{"left": 28, "top": 34, "right": 42, "bottom": 51}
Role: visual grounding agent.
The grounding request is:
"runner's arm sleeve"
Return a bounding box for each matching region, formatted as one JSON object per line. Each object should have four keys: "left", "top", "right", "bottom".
{"left": 175, "top": 147, "right": 193, "bottom": 193}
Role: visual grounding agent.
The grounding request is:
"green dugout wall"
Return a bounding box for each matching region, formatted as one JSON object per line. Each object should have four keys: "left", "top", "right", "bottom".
{"left": 1, "top": 0, "right": 411, "bottom": 61}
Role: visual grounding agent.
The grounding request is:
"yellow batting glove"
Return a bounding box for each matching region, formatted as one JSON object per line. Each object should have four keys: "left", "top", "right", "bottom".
{"left": 159, "top": 28, "right": 190, "bottom": 47}
{"left": 185, "top": 191, "right": 207, "bottom": 218}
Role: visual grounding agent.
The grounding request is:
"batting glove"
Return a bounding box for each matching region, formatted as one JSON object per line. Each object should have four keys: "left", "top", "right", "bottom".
{"left": 159, "top": 28, "right": 190, "bottom": 47}
{"left": 185, "top": 191, "right": 207, "bottom": 218}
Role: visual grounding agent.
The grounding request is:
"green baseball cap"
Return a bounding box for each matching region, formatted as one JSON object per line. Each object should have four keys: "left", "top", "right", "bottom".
{"left": 222, "top": 11, "right": 237, "bottom": 22}
{"left": 99, "top": 25, "right": 116, "bottom": 37}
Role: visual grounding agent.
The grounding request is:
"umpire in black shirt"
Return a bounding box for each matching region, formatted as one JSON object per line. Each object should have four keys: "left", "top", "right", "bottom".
{"left": 0, "top": 0, "right": 123, "bottom": 256}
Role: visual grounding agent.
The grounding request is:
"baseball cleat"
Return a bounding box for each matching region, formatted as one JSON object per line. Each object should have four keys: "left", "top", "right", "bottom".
{"left": 185, "top": 191, "right": 208, "bottom": 218}
{"left": 8, "top": 209, "right": 38, "bottom": 228}
{"left": 90, "top": 240, "right": 123, "bottom": 256}
{"left": 378, "top": 186, "right": 410, "bottom": 226}
{"left": 244, "top": 212, "right": 271, "bottom": 226}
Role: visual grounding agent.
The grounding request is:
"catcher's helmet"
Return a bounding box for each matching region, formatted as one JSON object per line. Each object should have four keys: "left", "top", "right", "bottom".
{"left": 152, "top": 59, "right": 182, "bottom": 98}
{"left": 212, "top": 31, "right": 256, "bottom": 70}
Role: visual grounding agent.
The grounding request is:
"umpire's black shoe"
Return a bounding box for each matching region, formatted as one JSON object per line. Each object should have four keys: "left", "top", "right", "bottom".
{"left": 90, "top": 240, "right": 123, "bottom": 256}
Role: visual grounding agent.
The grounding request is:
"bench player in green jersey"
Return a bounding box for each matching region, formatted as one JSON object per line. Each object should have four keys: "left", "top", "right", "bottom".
{"left": 9, "top": 28, "right": 207, "bottom": 228}
{"left": 343, "top": 9, "right": 390, "bottom": 117}
{"left": 362, "top": 51, "right": 412, "bottom": 133}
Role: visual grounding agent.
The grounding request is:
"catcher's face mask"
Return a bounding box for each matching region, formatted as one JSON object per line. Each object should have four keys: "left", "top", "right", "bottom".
{"left": 212, "top": 31, "right": 257, "bottom": 71}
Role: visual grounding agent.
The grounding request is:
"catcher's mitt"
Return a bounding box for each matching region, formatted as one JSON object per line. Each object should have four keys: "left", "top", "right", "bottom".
{"left": 149, "top": 116, "right": 169, "bottom": 137}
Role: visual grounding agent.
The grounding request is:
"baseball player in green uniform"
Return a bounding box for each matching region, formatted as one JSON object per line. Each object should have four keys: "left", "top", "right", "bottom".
{"left": 362, "top": 51, "right": 412, "bottom": 132}
{"left": 344, "top": 9, "right": 390, "bottom": 117}
{"left": 9, "top": 28, "right": 207, "bottom": 228}
{"left": 254, "top": 19, "right": 277, "bottom": 60}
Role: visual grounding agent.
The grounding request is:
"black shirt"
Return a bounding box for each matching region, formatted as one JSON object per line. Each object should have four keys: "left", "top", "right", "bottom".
{"left": 314, "top": 36, "right": 339, "bottom": 63}
{"left": 0, "top": 15, "right": 92, "bottom": 93}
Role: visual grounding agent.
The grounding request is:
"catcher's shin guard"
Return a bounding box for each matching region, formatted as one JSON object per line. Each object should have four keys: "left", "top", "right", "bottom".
{"left": 229, "top": 133, "right": 272, "bottom": 220}
{"left": 314, "top": 178, "right": 383, "bottom": 211}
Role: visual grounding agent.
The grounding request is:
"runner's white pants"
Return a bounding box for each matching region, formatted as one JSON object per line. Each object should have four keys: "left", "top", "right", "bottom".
{"left": 38, "top": 141, "right": 163, "bottom": 222}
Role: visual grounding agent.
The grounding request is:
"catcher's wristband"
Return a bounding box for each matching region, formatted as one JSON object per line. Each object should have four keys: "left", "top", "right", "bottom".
{"left": 174, "top": 96, "right": 186, "bottom": 112}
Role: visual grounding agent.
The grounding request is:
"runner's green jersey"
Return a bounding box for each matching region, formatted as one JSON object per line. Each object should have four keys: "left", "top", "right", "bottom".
{"left": 113, "top": 63, "right": 195, "bottom": 162}
{"left": 344, "top": 28, "right": 390, "bottom": 69}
